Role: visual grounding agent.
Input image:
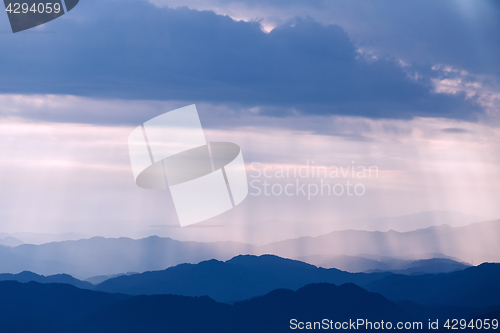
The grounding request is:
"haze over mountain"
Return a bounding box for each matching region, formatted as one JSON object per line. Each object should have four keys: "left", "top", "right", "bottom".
{"left": 0, "top": 232, "right": 87, "bottom": 246}
{"left": 0, "top": 237, "right": 255, "bottom": 278}
{"left": 138, "top": 210, "right": 488, "bottom": 245}
{"left": 368, "top": 258, "right": 471, "bottom": 275}
{"left": 2, "top": 211, "right": 480, "bottom": 246}
{"left": 0, "top": 219, "right": 498, "bottom": 277}
{"left": 344, "top": 210, "right": 487, "bottom": 233}
{"left": 299, "top": 254, "right": 470, "bottom": 273}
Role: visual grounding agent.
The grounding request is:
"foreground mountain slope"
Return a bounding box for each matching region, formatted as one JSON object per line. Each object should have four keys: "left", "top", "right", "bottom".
{"left": 0, "top": 265, "right": 497, "bottom": 332}
{"left": 55, "top": 283, "right": 414, "bottom": 333}
{"left": 366, "top": 263, "right": 500, "bottom": 307}
{"left": 0, "top": 281, "right": 130, "bottom": 332}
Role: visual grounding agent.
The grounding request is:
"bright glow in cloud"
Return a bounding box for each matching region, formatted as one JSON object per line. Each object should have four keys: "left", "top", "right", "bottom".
{"left": 431, "top": 65, "right": 500, "bottom": 123}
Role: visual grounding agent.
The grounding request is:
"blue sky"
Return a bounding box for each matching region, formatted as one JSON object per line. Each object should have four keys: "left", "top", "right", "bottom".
{"left": 0, "top": 0, "right": 499, "bottom": 240}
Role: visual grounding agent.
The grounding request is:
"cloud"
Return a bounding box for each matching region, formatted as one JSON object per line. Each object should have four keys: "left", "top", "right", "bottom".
{"left": 1, "top": 116, "right": 500, "bottom": 237}
{"left": 441, "top": 128, "right": 470, "bottom": 134}
{"left": 0, "top": 0, "right": 481, "bottom": 122}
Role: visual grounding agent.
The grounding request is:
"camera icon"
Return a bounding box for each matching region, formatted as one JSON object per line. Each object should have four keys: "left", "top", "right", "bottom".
{"left": 128, "top": 105, "right": 249, "bottom": 227}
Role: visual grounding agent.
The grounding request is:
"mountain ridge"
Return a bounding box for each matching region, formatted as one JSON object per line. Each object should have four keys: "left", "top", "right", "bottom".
{"left": 93, "top": 254, "right": 500, "bottom": 307}
{"left": 0, "top": 219, "right": 498, "bottom": 277}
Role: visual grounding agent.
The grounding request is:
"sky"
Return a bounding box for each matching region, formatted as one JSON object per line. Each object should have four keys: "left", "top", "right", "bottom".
{"left": 0, "top": 0, "right": 499, "bottom": 241}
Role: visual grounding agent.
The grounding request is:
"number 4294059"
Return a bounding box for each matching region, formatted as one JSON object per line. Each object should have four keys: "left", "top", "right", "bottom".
{"left": 444, "top": 319, "right": 499, "bottom": 330}
{"left": 5, "top": 3, "right": 62, "bottom": 14}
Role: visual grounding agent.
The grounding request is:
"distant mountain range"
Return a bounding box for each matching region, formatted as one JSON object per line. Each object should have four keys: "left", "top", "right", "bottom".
{"left": 0, "top": 237, "right": 255, "bottom": 278}
{"left": 140, "top": 210, "right": 489, "bottom": 244}
{"left": 0, "top": 211, "right": 488, "bottom": 246}
{"left": 260, "top": 219, "right": 500, "bottom": 265}
{"left": 0, "top": 271, "right": 93, "bottom": 290}
{"left": 0, "top": 219, "right": 498, "bottom": 278}
{"left": 345, "top": 210, "right": 487, "bottom": 232}
{"left": 0, "top": 236, "right": 23, "bottom": 247}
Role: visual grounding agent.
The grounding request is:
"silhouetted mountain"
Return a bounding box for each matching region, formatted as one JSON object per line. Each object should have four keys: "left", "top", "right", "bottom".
{"left": 94, "top": 254, "right": 390, "bottom": 303}
{"left": 365, "top": 263, "right": 500, "bottom": 307}
{"left": 95, "top": 255, "right": 500, "bottom": 309}
{"left": 231, "top": 283, "right": 415, "bottom": 332}
{"left": 260, "top": 220, "right": 500, "bottom": 264}
{"left": 55, "top": 283, "right": 414, "bottom": 333}
{"left": 0, "top": 281, "right": 130, "bottom": 332}
{"left": 0, "top": 236, "right": 255, "bottom": 277}
{"left": 0, "top": 271, "right": 93, "bottom": 289}
{"left": 0, "top": 265, "right": 497, "bottom": 332}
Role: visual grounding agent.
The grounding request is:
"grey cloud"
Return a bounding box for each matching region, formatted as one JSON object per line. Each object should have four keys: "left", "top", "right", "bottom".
{"left": 441, "top": 128, "right": 470, "bottom": 134}
{"left": 0, "top": 0, "right": 482, "bottom": 124}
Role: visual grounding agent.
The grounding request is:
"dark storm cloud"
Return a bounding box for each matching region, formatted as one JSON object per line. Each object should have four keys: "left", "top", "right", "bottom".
{"left": 178, "top": 0, "right": 500, "bottom": 76}
{"left": 0, "top": 0, "right": 481, "bottom": 123}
